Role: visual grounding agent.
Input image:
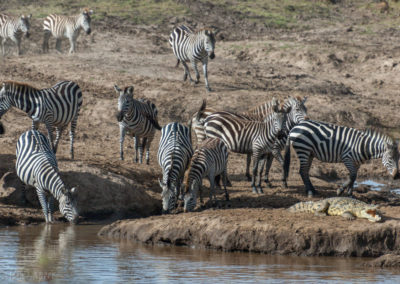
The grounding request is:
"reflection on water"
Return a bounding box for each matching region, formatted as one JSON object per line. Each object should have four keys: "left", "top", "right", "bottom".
{"left": 0, "top": 224, "right": 399, "bottom": 283}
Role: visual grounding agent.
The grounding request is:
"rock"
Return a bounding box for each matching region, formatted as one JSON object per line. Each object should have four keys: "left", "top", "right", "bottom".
{"left": 0, "top": 163, "right": 161, "bottom": 219}
{"left": 364, "top": 254, "right": 400, "bottom": 268}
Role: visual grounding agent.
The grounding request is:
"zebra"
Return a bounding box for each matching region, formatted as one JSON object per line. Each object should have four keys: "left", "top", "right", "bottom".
{"left": 115, "top": 85, "right": 161, "bottom": 164}
{"left": 191, "top": 96, "right": 308, "bottom": 185}
{"left": 16, "top": 130, "right": 79, "bottom": 223}
{"left": 42, "top": 8, "right": 93, "bottom": 54}
{"left": 204, "top": 111, "right": 287, "bottom": 193}
{"left": 0, "top": 13, "right": 31, "bottom": 56}
{"left": 169, "top": 25, "right": 218, "bottom": 92}
{"left": 183, "top": 137, "right": 229, "bottom": 212}
{"left": 283, "top": 120, "right": 400, "bottom": 197}
{"left": 0, "top": 80, "right": 83, "bottom": 159}
{"left": 158, "top": 122, "right": 193, "bottom": 214}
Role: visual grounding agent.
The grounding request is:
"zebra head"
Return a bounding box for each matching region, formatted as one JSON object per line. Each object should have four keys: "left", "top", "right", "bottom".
{"left": 115, "top": 85, "right": 134, "bottom": 122}
{"left": 382, "top": 140, "right": 400, "bottom": 179}
{"left": 19, "top": 14, "right": 32, "bottom": 38}
{"left": 203, "top": 29, "right": 216, "bottom": 60}
{"left": 0, "top": 82, "right": 13, "bottom": 119}
{"left": 283, "top": 96, "right": 308, "bottom": 129}
{"left": 183, "top": 180, "right": 199, "bottom": 212}
{"left": 159, "top": 178, "right": 177, "bottom": 214}
{"left": 59, "top": 187, "right": 79, "bottom": 224}
{"left": 79, "top": 8, "right": 93, "bottom": 35}
{"left": 267, "top": 110, "right": 288, "bottom": 140}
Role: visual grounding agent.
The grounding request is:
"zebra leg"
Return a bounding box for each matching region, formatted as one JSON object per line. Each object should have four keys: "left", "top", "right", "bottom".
{"left": 202, "top": 61, "right": 211, "bottom": 92}
{"left": 245, "top": 153, "right": 252, "bottom": 181}
{"left": 47, "top": 195, "right": 55, "bottom": 223}
{"left": 181, "top": 61, "right": 193, "bottom": 82}
{"left": 272, "top": 149, "right": 287, "bottom": 188}
{"left": 68, "top": 37, "right": 76, "bottom": 54}
{"left": 192, "top": 61, "right": 200, "bottom": 84}
{"left": 209, "top": 173, "right": 217, "bottom": 206}
{"left": 20, "top": 183, "right": 28, "bottom": 206}
{"left": 16, "top": 37, "right": 22, "bottom": 55}
{"left": 1, "top": 37, "right": 6, "bottom": 56}
{"left": 55, "top": 38, "right": 62, "bottom": 53}
{"left": 70, "top": 116, "right": 78, "bottom": 160}
{"left": 222, "top": 168, "right": 230, "bottom": 201}
{"left": 119, "top": 125, "right": 126, "bottom": 161}
{"left": 54, "top": 126, "right": 66, "bottom": 156}
{"left": 139, "top": 137, "right": 147, "bottom": 164}
{"left": 338, "top": 160, "right": 359, "bottom": 196}
{"left": 45, "top": 123, "right": 55, "bottom": 153}
{"left": 145, "top": 135, "right": 154, "bottom": 165}
{"left": 134, "top": 135, "right": 139, "bottom": 163}
{"left": 36, "top": 187, "right": 50, "bottom": 223}
{"left": 251, "top": 152, "right": 263, "bottom": 194}
{"left": 298, "top": 154, "right": 316, "bottom": 197}
{"left": 42, "top": 31, "right": 51, "bottom": 53}
{"left": 31, "top": 120, "right": 39, "bottom": 130}
{"left": 263, "top": 154, "right": 274, "bottom": 187}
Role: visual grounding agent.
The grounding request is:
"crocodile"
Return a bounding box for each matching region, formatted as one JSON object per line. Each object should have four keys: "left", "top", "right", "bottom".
{"left": 288, "top": 197, "right": 382, "bottom": 222}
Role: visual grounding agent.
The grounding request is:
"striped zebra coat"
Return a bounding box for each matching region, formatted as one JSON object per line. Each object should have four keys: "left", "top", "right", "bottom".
{"left": 284, "top": 120, "right": 400, "bottom": 197}
{"left": 0, "top": 13, "right": 31, "bottom": 55}
{"left": 204, "top": 111, "right": 287, "bottom": 193}
{"left": 0, "top": 80, "right": 83, "bottom": 159}
{"left": 158, "top": 122, "right": 193, "bottom": 213}
{"left": 16, "top": 130, "right": 79, "bottom": 223}
{"left": 183, "top": 138, "right": 229, "bottom": 212}
{"left": 169, "top": 25, "right": 218, "bottom": 92}
{"left": 115, "top": 85, "right": 161, "bottom": 164}
{"left": 43, "top": 8, "right": 93, "bottom": 54}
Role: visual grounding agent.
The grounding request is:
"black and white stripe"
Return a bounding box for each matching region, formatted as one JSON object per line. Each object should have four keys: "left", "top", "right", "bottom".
{"left": 42, "top": 8, "right": 93, "bottom": 54}
{"left": 0, "top": 13, "right": 31, "bottom": 55}
{"left": 204, "top": 111, "right": 287, "bottom": 193}
{"left": 169, "top": 25, "right": 217, "bottom": 92}
{"left": 284, "top": 120, "right": 400, "bottom": 197}
{"left": 115, "top": 85, "right": 161, "bottom": 164}
{"left": 0, "top": 80, "right": 83, "bottom": 159}
{"left": 183, "top": 138, "right": 229, "bottom": 212}
{"left": 16, "top": 130, "right": 79, "bottom": 223}
{"left": 158, "top": 122, "right": 193, "bottom": 213}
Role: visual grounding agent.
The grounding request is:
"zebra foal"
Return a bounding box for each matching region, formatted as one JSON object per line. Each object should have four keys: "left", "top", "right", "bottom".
{"left": 284, "top": 120, "right": 400, "bottom": 197}
{"left": 16, "top": 130, "right": 79, "bottom": 223}
{"left": 183, "top": 138, "right": 229, "bottom": 212}
{"left": 0, "top": 80, "right": 83, "bottom": 159}
{"left": 115, "top": 85, "right": 161, "bottom": 164}
{"left": 0, "top": 13, "right": 31, "bottom": 56}
{"left": 169, "top": 25, "right": 218, "bottom": 92}
{"left": 43, "top": 8, "right": 93, "bottom": 54}
{"left": 158, "top": 122, "right": 193, "bottom": 214}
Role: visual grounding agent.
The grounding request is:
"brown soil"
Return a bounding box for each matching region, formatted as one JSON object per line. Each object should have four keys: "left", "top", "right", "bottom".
{"left": 0, "top": 1, "right": 400, "bottom": 256}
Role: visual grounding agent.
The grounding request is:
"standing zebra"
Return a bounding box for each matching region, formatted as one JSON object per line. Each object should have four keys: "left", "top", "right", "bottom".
{"left": 16, "top": 130, "right": 79, "bottom": 223}
{"left": 284, "top": 120, "right": 400, "bottom": 197}
{"left": 0, "top": 13, "right": 31, "bottom": 55}
{"left": 158, "top": 122, "right": 193, "bottom": 214}
{"left": 42, "top": 8, "right": 93, "bottom": 54}
{"left": 115, "top": 85, "right": 161, "bottom": 164}
{"left": 183, "top": 138, "right": 229, "bottom": 212}
{"left": 0, "top": 80, "right": 83, "bottom": 159}
{"left": 169, "top": 25, "right": 218, "bottom": 92}
{"left": 204, "top": 111, "right": 287, "bottom": 193}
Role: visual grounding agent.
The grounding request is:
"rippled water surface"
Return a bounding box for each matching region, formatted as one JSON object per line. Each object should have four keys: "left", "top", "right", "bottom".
{"left": 0, "top": 224, "right": 399, "bottom": 283}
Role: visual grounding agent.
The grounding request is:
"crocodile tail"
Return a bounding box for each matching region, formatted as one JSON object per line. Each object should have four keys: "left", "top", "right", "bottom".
{"left": 288, "top": 201, "right": 315, "bottom": 213}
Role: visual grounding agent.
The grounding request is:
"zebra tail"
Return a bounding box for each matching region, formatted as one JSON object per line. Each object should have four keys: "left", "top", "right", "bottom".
{"left": 195, "top": 99, "right": 207, "bottom": 122}
{"left": 175, "top": 59, "right": 180, "bottom": 68}
{"left": 283, "top": 139, "right": 291, "bottom": 183}
{"left": 187, "top": 118, "right": 192, "bottom": 145}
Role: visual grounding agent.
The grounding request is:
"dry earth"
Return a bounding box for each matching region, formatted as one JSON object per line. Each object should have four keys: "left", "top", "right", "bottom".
{"left": 0, "top": 1, "right": 400, "bottom": 258}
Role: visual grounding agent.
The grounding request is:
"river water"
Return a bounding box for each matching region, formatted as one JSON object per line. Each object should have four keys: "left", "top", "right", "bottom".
{"left": 0, "top": 224, "right": 398, "bottom": 283}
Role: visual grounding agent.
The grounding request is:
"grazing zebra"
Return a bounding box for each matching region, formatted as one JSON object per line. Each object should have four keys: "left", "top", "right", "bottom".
{"left": 0, "top": 80, "right": 83, "bottom": 159}
{"left": 0, "top": 13, "right": 31, "bottom": 55}
{"left": 169, "top": 25, "right": 218, "bottom": 92}
{"left": 204, "top": 111, "right": 287, "bottom": 193}
{"left": 115, "top": 85, "right": 161, "bottom": 164}
{"left": 16, "top": 130, "right": 79, "bottom": 223}
{"left": 158, "top": 122, "right": 193, "bottom": 213}
{"left": 42, "top": 8, "right": 93, "bottom": 54}
{"left": 284, "top": 120, "right": 400, "bottom": 197}
{"left": 183, "top": 138, "right": 229, "bottom": 212}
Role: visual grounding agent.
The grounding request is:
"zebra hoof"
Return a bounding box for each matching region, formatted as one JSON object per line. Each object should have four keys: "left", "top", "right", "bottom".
{"left": 226, "top": 180, "right": 232, "bottom": 187}
{"left": 258, "top": 187, "right": 264, "bottom": 194}
{"left": 120, "top": 157, "right": 124, "bottom": 161}
{"left": 246, "top": 175, "right": 252, "bottom": 182}
{"left": 337, "top": 188, "right": 344, "bottom": 196}
{"left": 307, "top": 190, "right": 315, "bottom": 198}
{"left": 252, "top": 187, "right": 258, "bottom": 194}
{"left": 206, "top": 87, "right": 212, "bottom": 92}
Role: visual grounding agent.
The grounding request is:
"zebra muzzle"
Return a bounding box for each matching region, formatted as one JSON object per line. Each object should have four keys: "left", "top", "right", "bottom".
{"left": 116, "top": 112, "right": 124, "bottom": 122}
{"left": 209, "top": 52, "right": 215, "bottom": 60}
{"left": 25, "top": 32, "right": 30, "bottom": 38}
{"left": 86, "top": 28, "right": 92, "bottom": 35}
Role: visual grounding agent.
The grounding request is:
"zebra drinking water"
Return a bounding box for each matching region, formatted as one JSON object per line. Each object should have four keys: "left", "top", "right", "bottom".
{"left": 16, "top": 130, "right": 79, "bottom": 223}
{"left": 42, "top": 8, "right": 93, "bottom": 54}
{"left": 115, "top": 85, "right": 161, "bottom": 164}
{"left": 0, "top": 13, "right": 31, "bottom": 56}
{"left": 183, "top": 138, "right": 229, "bottom": 212}
{"left": 0, "top": 80, "right": 83, "bottom": 159}
{"left": 158, "top": 122, "right": 193, "bottom": 214}
{"left": 169, "top": 25, "right": 218, "bottom": 92}
{"left": 204, "top": 111, "right": 287, "bottom": 193}
{"left": 284, "top": 120, "right": 400, "bottom": 197}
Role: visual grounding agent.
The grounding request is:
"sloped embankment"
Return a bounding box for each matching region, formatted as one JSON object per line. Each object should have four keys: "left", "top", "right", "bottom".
{"left": 99, "top": 207, "right": 400, "bottom": 257}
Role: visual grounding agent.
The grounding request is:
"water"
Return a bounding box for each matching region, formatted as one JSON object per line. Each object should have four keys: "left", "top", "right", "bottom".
{"left": 355, "top": 179, "right": 400, "bottom": 195}
{"left": 0, "top": 224, "right": 399, "bottom": 283}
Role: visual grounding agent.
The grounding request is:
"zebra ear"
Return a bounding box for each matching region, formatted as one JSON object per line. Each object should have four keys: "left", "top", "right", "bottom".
{"left": 89, "top": 10, "right": 94, "bottom": 15}
{"left": 126, "top": 86, "right": 134, "bottom": 96}
{"left": 302, "top": 96, "right": 308, "bottom": 104}
{"left": 27, "top": 14, "right": 32, "bottom": 19}
{"left": 114, "top": 85, "right": 121, "bottom": 93}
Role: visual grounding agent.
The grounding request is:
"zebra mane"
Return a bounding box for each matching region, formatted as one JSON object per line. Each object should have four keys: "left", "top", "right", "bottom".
{"left": 362, "top": 128, "right": 394, "bottom": 144}
{"left": 3, "top": 81, "right": 39, "bottom": 92}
